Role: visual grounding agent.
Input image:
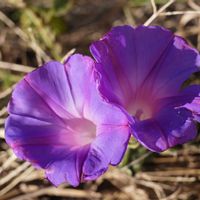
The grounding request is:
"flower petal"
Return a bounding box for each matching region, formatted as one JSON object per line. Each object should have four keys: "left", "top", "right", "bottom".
{"left": 8, "top": 78, "right": 63, "bottom": 124}
{"left": 179, "top": 86, "right": 200, "bottom": 122}
{"left": 65, "top": 54, "right": 130, "bottom": 125}
{"left": 148, "top": 36, "right": 199, "bottom": 98}
{"left": 157, "top": 85, "right": 200, "bottom": 122}
{"left": 5, "top": 115, "right": 80, "bottom": 168}
{"left": 90, "top": 25, "right": 199, "bottom": 108}
{"left": 25, "top": 61, "right": 79, "bottom": 119}
{"left": 46, "top": 146, "right": 89, "bottom": 186}
{"left": 83, "top": 125, "right": 130, "bottom": 180}
{"left": 132, "top": 107, "right": 197, "bottom": 152}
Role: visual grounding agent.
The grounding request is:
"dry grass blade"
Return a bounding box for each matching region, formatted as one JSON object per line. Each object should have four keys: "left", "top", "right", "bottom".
{"left": 141, "top": 169, "right": 200, "bottom": 176}
{"left": 0, "top": 118, "right": 5, "bottom": 126}
{"left": 188, "top": 0, "right": 200, "bottom": 11}
{"left": 0, "top": 128, "right": 4, "bottom": 139}
{"left": 9, "top": 187, "right": 102, "bottom": 200}
{"left": 0, "top": 153, "right": 16, "bottom": 174}
{"left": 150, "top": 0, "right": 157, "bottom": 14}
{"left": 160, "top": 10, "right": 200, "bottom": 16}
{"left": 144, "top": 0, "right": 175, "bottom": 26}
{"left": 198, "top": 18, "right": 200, "bottom": 50}
{"left": 136, "top": 172, "right": 196, "bottom": 182}
{"left": 136, "top": 179, "right": 166, "bottom": 199}
{"left": 0, "top": 85, "right": 15, "bottom": 99}
{"left": 123, "top": 5, "right": 136, "bottom": 26}
{"left": 0, "top": 11, "right": 14, "bottom": 28}
{"left": 0, "top": 162, "right": 30, "bottom": 186}
{"left": 60, "top": 48, "right": 76, "bottom": 63}
{"left": 23, "top": 170, "right": 44, "bottom": 182}
{"left": 0, "top": 107, "right": 7, "bottom": 117}
{"left": 121, "top": 151, "right": 152, "bottom": 170}
{"left": 0, "top": 61, "right": 34, "bottom": 73}
{"left": 160, "top": 187, "right": 181, "bottom": 200}
{"left": 0, "top": 11, "right": 51, "bottom": 62}
{"left": 0, "top": 166, "right": 34, "bottom": 196}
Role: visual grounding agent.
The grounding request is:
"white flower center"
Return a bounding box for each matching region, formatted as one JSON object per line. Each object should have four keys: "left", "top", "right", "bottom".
{"left": 67, "top": 118, "right": 96, "bottom": 146}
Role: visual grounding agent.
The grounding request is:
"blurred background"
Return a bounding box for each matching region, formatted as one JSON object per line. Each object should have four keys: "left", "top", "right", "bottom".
{"left": 0, "top": 0, "right": 200, "bottom": 199}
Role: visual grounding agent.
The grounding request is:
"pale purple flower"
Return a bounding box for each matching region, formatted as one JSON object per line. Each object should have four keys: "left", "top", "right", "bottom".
{"left": 90, "top": 25, "right": 200, "bottom": 152}
{"left": 5, "top": 54, "right": 130, "bottom": 186}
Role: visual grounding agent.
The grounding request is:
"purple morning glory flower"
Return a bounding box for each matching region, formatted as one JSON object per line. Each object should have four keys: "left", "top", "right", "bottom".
{"left": 90, "top": 25, "right": 200, "bottom": 152}
{"left": 5, "top": 54, "right": 130, "bottom": 186}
